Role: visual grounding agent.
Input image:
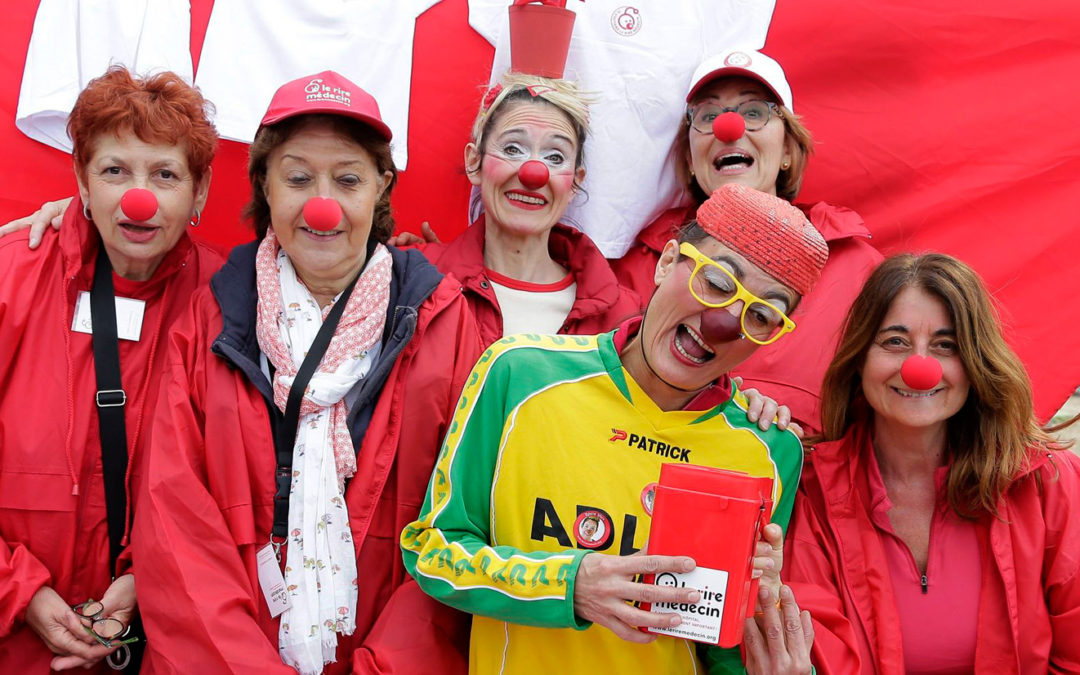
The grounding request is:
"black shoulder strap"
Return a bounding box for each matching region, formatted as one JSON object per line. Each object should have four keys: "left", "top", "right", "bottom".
{"left": 89, "top": 245, "right": 130, "bottom": 571}
{"left": 272, "top": 273, "right": 361, "bottom": 539}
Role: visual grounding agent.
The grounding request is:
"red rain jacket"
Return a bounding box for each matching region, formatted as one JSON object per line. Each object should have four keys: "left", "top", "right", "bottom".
{"left": 422, "top": 217, "right": 641, "bottom": 347}
{"left": 786, "top": 423, "right": 1080, "bottom": 674}
{"left": 133, "top": 242, "right": 482, "bottom": 674}
{"left": 0, "top": 198, "right": 222, "bottom": 671}
{"left": 611, "top": 202, "right": 883, "bottom": 433}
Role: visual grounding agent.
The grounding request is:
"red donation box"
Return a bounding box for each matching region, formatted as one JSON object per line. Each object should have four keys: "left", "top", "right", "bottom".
{"left": 640, "top": 463, "right": 773, "bottom": 647}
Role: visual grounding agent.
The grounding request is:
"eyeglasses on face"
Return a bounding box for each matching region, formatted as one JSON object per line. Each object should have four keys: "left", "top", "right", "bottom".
{"left": 678, "top": 241, "right": 796, "bottom": 345}
{"left": 687, "top": 99, "right": 780, "bottom": 135}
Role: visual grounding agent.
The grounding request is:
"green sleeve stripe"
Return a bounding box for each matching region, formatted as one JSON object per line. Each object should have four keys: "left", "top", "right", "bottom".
{"left": 402, "top": 335, "right": 603, "bottom": 628}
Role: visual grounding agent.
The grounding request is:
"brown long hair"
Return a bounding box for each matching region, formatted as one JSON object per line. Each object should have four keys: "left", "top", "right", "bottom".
{"left": 819, "top": 253, "right": 1060, "bottom": 517}
{"left": 245, "top": 114, "right": 397, "bottom": 241}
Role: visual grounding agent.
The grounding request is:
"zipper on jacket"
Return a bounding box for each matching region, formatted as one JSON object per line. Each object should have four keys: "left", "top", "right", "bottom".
{"left": 921, "top": 572, "right": 928, "bottom": 594}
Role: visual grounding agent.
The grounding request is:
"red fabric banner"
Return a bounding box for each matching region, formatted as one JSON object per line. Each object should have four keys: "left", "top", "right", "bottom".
{"left": 0, "top": 0, "right": 1075, "bottom": 418}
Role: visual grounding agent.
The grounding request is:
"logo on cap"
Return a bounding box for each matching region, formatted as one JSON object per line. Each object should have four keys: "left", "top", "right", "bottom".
{"left": 304, "top": 78, "right": 352, "bottom": 108}
{"left": 724, "top": 52, "right": 752, "bottom": 68}
{"left": 610, "top": 6, "right": 642, "bottom": 36}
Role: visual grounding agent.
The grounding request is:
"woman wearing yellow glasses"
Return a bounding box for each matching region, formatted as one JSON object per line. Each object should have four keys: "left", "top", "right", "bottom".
{"left": 403, "top": 184, "right": 831, "bottom": 674}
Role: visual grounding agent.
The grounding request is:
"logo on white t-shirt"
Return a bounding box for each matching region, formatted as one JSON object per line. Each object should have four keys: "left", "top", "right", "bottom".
{"left": 610, "top": 6, "right": 642, "bottom": 36}
{"left": 305, "top": 78, "right": 352, "bottom": 107}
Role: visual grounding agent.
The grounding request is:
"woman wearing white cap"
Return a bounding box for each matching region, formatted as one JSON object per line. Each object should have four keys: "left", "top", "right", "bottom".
{"left": 612, "top": 48, "right": 884, "bottom": 435}
{"left": 132, "top": 71, "right": 482, "bottom": 674}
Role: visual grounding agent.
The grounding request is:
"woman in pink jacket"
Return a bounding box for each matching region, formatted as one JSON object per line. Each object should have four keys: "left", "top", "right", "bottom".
{"left": 785, "top": 252, "right": 1080, "bottom": 673}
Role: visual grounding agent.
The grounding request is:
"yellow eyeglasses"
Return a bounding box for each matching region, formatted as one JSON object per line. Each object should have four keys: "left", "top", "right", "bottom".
{"left": 679, "top": 241, "right": 796, "bottom": 346}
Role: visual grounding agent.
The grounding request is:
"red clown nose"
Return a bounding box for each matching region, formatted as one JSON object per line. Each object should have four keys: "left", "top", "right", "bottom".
{"left": 120, "top": 188, "right": 158, "bottom": 222}
{"left": 517, "top": 160, "right": 550, "bottom": 190}
{"left": 900, "top": 355, "right": 943, "bottom": 391}
{"left": 712, "top": 112, "right": 745, "bottom": 143}
{"left": 699, "top": 307, "right": 743, "bottom": 344}
{"left": 302, "top": 197, "right": 343, "bottom": 232}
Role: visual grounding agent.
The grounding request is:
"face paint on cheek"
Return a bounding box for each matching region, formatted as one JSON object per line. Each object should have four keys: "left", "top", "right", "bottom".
{"left": 549, "top": 172, "right": 575, "bottom": 190}
{"left": 481, "top": 153, "right": 514, "bottom": 179}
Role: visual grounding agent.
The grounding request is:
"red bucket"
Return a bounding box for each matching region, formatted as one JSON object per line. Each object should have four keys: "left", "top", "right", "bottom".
{"left": 508, "top": 0, "right": 576, "bottom": 79}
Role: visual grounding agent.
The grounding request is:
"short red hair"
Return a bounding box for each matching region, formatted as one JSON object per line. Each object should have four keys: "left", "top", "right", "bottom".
{"left": 68, "top": 66, "right": 218, "bottom": 182}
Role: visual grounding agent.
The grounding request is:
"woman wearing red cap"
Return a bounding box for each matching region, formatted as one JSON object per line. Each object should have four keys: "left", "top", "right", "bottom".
{"left": 412, "top": 70, "right": 640, "bottom": 347}
{"left": 0, "top": 66, "right": 221, "bottom": 672}
{"left": 611, "top": 48, "right": 884, "bottom": 435}
{"left": 403, "top": 184, "right": 829, "bottom": 674}
{"left": 131, "top": 70, "right": 481, "bottom": 675}
{"left": 785, "top": 254, "right": 1080, "bottom": 673}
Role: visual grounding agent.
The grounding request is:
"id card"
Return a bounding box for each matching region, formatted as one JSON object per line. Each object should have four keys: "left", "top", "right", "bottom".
{"left": 256, "top": 544, "right": 291, "bottom": 618}
{"left": 71, "top": 291, "right": 145, "bottom": 341}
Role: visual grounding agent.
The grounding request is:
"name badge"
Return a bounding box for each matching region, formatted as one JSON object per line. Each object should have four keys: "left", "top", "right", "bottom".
{"left": 71, "top": 291, "right": 145, "bottom": 341}
{"left": 256, "top": 543, "right": 292, "bottom": 618}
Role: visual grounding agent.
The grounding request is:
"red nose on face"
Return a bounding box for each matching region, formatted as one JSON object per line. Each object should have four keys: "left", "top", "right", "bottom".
{"left": 699, "top": 306, "right": 743, "bottom": 344}
{"left": 302, "top": 197, "right": 343, "bottom": 232}
{"left": 119, "top": 188, "right": 158, "bottom": 222}
{"left": 900, "top": 355, "right": 943, "bottom": 391}
{"left": 517, "top": 160, "right": 550, "bottom": 190}
{"left": 712, "top": 112, "right": 745, "bottom": 143}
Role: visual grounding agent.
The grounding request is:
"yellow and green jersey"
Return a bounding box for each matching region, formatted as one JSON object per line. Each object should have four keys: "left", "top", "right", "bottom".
{"left": 402, "top": 330, "right": 804, "bottom": 674}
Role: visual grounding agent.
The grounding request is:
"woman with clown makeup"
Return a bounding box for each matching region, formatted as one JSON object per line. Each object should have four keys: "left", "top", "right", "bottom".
{"left": 417, "top": 70, "right": 641, "bottom": 348}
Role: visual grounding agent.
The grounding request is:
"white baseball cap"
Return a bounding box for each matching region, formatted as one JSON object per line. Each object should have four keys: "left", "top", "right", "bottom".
{"left": 685, "top": 48, "right": 794, "bottom": 112}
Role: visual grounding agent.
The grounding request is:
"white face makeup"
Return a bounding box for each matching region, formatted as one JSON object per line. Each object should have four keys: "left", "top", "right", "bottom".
{"left": 466, "top": 99, "right": 584, "bottom": 238}
{"left": 626, "top": 237, "right": 797, "bottom": 405}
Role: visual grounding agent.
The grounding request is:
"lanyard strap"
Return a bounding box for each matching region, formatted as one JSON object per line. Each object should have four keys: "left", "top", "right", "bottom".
{"left": 272, "top": 273, "right": 361, "bottom": 540}
{"left": 90, "top": 245, "right": 129, "bottom": 571}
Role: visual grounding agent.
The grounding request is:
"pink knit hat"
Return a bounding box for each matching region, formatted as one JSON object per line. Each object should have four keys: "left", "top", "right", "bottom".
{"left": 695, "top": 184, "right": 828, "bottom": 296}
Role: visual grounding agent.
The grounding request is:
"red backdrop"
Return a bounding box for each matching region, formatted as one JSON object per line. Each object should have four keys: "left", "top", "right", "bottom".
{"left": 1, "top": 0, "right": 1077, "bottom": 418}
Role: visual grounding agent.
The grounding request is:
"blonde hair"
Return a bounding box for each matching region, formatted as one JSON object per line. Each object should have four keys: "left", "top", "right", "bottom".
{"left": 818, "top": 253, "right": 1063, "bottom": 518}
{"left": 674, "top": 92, "right": 813, "bottom": 204}
{"left": 470, "top": 72, "right": 592, "bottom": 175}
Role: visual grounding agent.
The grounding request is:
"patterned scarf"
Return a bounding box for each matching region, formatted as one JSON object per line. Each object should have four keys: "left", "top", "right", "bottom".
{"left": 254, "top": 230, "right": 391, "bottom": 674}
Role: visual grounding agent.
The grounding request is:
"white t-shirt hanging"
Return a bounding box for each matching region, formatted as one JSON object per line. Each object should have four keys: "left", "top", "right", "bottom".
{"left": 194, "top": 0, "right": 438, "bottom": 170}
{"left": 486, "top": 268, "right": 577, "bottom": 337}
{"left": 16, "top": 0, "right": 193, "bottom": 152}
{"left": 468, "top": 0, "right": 776, "bottom": 257}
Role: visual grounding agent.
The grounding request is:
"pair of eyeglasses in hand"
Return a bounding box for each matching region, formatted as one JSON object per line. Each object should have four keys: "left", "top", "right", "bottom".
{"left": 72, "top": 599, "right": 139, "bottom": 670}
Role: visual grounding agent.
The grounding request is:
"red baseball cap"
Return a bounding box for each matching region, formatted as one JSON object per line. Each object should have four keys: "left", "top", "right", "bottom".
{"left": 259, "top": 70, "right": 392, "bottom": 141}
{"left": 686, "top": 48, "right": 794, "bottom": 112}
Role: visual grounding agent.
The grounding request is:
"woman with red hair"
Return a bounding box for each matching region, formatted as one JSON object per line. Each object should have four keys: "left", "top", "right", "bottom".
{"left": 0, "top": 66, "right": 222, "bottom": 672}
